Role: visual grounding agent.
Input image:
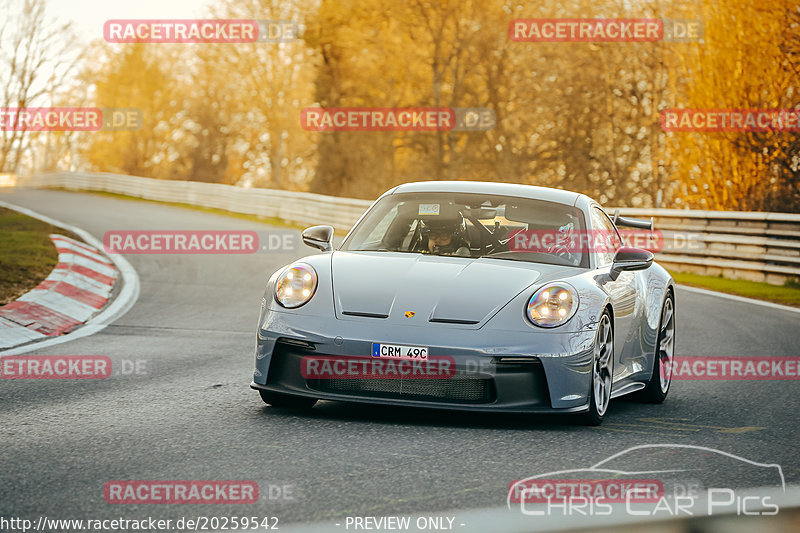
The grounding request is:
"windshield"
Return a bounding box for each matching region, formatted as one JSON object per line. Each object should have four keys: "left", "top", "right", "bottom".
{"left": 341, "top": 192, "right": 589, "bottom": 268}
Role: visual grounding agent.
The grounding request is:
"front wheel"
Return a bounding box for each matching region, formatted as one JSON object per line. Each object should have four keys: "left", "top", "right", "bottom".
{"left": 259, "top": 390, "right": 317, "bottom": 409}
{"left": 580, "top": 311, "right": 614, "bottom": 426}
{"left": 639, "top": 293, "right": 675, "bottom": 403}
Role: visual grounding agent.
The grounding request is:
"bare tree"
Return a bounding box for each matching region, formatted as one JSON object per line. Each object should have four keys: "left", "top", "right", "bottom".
{"left": 0, "top": 0, "right": 79, "bottom": 173}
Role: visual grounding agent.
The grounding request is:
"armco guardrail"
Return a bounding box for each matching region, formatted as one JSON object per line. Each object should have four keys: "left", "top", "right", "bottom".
{"left": 14, "top": 172, "right": 800, "bottom": 285}
{"left": 623, "top": 208, "right": 800, "bottom": 285}
{"left": 17, "top": 171, "right": 372, "bottom": 230}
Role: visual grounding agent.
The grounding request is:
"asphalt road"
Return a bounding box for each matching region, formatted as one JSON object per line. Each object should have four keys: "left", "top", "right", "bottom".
{"left": 1, "top": 189, "right": 798, "bottom": 531}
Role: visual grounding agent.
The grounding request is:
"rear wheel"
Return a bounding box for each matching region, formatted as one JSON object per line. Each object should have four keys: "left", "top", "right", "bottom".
{"left": 640, "top": 293, "right": 675, "bottom": 403}
{"left": 580, "top": 311, "right": 613, "bottom": 426}
{"left": 259, "top": 390, "right": 317, "bottom": 409}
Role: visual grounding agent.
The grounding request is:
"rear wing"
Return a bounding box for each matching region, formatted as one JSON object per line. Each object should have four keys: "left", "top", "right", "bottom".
{"left": 612, "top": 209, "right": 654, "bottom": 231}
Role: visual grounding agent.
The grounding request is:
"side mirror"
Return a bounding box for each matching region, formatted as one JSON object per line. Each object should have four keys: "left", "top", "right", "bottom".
{"left": 302, "top": 225, "right": 334, "bottom": 252}
{"left": 609, "top": 246, "right": 654, "bottom": 280}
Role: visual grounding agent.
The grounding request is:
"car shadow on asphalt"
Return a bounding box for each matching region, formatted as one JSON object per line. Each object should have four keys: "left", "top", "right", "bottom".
{"left": 257, "top": 399, "right": 633, "bottom": 431}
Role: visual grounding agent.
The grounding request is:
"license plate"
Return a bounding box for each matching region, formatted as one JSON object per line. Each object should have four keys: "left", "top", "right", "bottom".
{"left": 371, "top": 343, "right": 429, "bottom": 360}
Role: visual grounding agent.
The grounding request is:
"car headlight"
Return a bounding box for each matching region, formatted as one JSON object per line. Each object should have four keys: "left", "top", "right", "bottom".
{"left": 274, "top": 263, "right": 317, "bottom": 308}
{"left": 526, "top": 282, "right": 579, "bottom": 328}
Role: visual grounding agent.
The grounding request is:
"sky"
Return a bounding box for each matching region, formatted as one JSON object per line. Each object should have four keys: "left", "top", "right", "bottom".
{"left": 45, "top": 0, "right": 217, "bottom": 43}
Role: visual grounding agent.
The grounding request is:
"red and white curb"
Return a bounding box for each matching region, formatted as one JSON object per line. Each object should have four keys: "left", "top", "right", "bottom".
{"left": 0, "top": 200, "right": 140, "bottom": 354}
{"left": 0, "top": 235, "right": 117, "bottom": 348}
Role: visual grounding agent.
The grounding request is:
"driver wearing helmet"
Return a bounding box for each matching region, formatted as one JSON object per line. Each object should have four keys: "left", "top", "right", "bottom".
{"left": 420, "top": 206, "right": 471, "bottom": 256}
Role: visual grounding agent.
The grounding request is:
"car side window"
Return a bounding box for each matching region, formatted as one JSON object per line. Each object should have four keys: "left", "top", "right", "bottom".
{"left": 590, "top": 207, "right": 622, "bottom": 267}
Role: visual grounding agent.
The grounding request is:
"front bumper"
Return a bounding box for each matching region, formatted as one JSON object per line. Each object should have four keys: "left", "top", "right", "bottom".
{"left": 252, "top": 310, "right": 598, "bottom": 413}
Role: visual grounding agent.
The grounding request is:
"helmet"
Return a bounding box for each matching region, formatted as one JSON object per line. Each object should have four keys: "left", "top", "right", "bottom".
{"left": 419, "top": 204, "right": 467, "bottom": 254}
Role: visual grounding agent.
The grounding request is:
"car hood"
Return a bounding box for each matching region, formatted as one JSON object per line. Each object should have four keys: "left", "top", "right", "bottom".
{"left": 331, "top": 251, "right": 574, "bottom": 326}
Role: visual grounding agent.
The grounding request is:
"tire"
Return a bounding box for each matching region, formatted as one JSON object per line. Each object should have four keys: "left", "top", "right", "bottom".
{"left": 580, "top": 311, "right": 614, "bottom": 426}
{"left": 639, "top": 292, "right": 675, "bottom": 403}
{"left": 259, "top": 390, "right": 317, "bottom": 409}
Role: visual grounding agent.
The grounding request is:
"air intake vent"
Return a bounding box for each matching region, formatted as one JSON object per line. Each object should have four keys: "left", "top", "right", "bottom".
{"left": 496, "top": 357, "right": 541, "bottom": 364}
{"left": 276, "top": 338, "right": 316, "bottom": 350}
{"left": 429, "top": 318, "right": 480, "bottom": 325}
{"left": 309, "top": 377, "right": 494, "bottom": 404}
{"left": 341, "top": 311, "right": 389, "bottom": 319}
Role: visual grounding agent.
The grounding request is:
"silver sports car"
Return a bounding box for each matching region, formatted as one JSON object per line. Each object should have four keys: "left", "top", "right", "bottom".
{"left": 251, "top": 181, "right": 675, "bottom": 424}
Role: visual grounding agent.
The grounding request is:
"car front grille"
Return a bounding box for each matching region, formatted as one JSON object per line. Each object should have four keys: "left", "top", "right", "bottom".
{"left": 308, "top": 376, "right": 494, "bottom": 404}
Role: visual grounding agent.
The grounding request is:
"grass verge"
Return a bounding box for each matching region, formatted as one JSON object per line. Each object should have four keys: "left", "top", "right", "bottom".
{"left": 0, "top": 207, "right": 80, "bottom": 305}
{"left": 671, "top": 271, "right": 800, "bottom": 308}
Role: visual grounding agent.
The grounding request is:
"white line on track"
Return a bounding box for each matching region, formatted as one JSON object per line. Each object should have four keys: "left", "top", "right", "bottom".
{"left": 0, "top": 200, "right": 141, "bottom": 355}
